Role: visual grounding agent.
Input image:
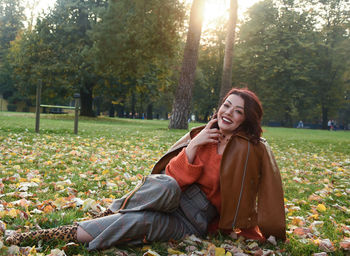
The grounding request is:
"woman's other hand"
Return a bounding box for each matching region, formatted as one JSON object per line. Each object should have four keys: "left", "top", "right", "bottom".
{"left": 185, "top": 119, "right": 221, "bottom": 163}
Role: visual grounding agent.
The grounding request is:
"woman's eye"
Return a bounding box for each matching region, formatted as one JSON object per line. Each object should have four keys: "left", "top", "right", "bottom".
{"left": 223, "top": 104, "right": 230, "bottom": 108}
{"left": 235, "top": 110, "right": 243, "bottom": 115}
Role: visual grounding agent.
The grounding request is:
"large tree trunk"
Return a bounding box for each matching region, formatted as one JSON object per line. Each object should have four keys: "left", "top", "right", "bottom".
{"left": 218, "top": 0, "right": 238, "bottom": 105}
{"left": 169, "top": 0, "right": 205, "bottom": 129}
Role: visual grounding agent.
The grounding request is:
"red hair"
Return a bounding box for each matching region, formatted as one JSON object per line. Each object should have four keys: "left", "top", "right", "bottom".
{"left": 220, "top": 88, "right": 263, "bottom": 143}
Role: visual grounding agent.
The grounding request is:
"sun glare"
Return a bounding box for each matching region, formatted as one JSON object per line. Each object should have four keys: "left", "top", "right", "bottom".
{"left": 202, "top": 0, "right": 261, "bottom": 26}
{"left": 203, "top": 0, "right": 229, "bottom": 23}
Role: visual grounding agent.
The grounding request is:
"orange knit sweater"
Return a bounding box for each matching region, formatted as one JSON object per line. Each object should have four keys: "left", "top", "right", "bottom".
{"left": 166, "top": 143, "right": 222, "bottom": 213}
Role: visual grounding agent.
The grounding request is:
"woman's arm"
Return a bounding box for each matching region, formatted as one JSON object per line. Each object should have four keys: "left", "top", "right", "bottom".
{"left": 185, "top": 118, "right": 221, "bottom": 163}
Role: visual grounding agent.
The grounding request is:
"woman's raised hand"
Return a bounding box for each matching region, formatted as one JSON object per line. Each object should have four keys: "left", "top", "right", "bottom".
{"left": 185, "top": 119, "right": 221, "bottom": 163}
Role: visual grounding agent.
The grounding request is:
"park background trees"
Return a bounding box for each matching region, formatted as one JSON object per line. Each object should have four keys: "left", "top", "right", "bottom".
{"left": 0, "top": 0, "right": 349, "bottom": 128}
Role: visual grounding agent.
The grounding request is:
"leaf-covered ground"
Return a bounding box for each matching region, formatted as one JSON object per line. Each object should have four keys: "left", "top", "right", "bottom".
{"left": 0, "top": 113, "right": 349, "bottom": 256}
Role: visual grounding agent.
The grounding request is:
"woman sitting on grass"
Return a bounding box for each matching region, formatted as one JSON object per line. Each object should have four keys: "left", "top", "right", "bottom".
{"left": 6, "top": 88, "right": 286, "bottom": 250}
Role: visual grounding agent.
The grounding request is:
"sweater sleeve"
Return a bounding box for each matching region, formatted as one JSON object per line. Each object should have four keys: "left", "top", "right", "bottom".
{"left": 165, "top": 147, "right": 204, "bottom": 189}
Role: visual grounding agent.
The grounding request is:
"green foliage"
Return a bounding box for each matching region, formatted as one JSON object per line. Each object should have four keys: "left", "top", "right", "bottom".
{"left": 7, "top": 0, "right": 109, "bottom": 114}
{"left": 229, "top": 0, "right": 350, "bottom": 127}
{"left": 6, "top": 0, "right": 185, "bottom": 118}
{"left": 0, "top": 0, "right": 25, "bottom": 103}
{"left": 91, "top": 0, "right": 185, "bottom": 118}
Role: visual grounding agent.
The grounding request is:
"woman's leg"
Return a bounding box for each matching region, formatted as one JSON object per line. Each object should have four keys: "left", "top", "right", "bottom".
{"left": 77, "top": 226, "right": 93, "bottom": 243}
{"left": 109, "top": 174, "right": 181, "bottom": 213}
{"left": 6, "top": 175, "right": 181, "bottom": 247}
{"left": 80, "top": 210, "right": 190, "bottom": 250}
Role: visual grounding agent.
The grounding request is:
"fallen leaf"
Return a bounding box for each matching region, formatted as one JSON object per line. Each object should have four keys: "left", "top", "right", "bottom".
{"left": 48, "top": 248, "right": 67, "bottom": 256}
{"left": 316, "top": 204, "right": 327, "bottom": 212}
{"left": 167, "top": 248, "right": 185, "bottom": 255}
{"left": 215, "top": 247, "right": 226, "bottom": 256}
{"left": 143, "top": 249, "right": 160, "bottom": 256}
{"left": 293, "top": 227, "right": 312, "bottom": 237}
{"left": 267, "top": 235, "right": 277, "bottom": 246}
{"left": 0, "top": 220, "right": 6, "bottom": 234}
{"left": 7, "top": 245, "right": 20, "bottom": 255}
{"left": 340, "top": 238, "right": 350, "bottom": 250}
{"left": 318, "top": 239, "right": 335, "bottom": 252}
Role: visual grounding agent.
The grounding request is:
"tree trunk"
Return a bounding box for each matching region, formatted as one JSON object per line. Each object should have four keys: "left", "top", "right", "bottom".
{"left": 218, "top": 0, "right": 238, "bottom": 105}
{"left": 109, "top": 104, "right": 115, "bottom": 117}
{"left": 80, "top": 85, "right": 95, "bottom": 117}
{"left": 169, "top": 0, "right": 205, "bottom": 129}
{"left": 322, "top": 105, "right": 328, "bottom": 129}
{"left": 131, "top": 92, "right": 136, "bottom": 118}
{"left": 147, "top": 103, "right": 153, "bottom": 119}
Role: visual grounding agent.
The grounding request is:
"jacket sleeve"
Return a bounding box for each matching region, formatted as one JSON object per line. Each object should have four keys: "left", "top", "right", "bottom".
{"left": 257, "top": 141, "right": 286, "bottom": 240}
{"left": 165, "top": 148, "right": 204, "bottom": 189}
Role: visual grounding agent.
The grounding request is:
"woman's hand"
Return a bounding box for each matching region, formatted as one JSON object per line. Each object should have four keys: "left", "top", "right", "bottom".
{"left": 185, "top": 118, "right": 221, "bottom": 163}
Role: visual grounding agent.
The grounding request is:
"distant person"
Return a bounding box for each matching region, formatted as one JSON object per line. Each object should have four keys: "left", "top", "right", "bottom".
{"left": 328, "top": 120, "right": 332, "bottom": 130}
{"left": 332, "top": 120, "right": 337, "bottom": 131}
{"left": 6, "top": 88, "right": 286, "bottom": 250}
{"left": 297, "top": 120, "right": 304, "bottom": 128}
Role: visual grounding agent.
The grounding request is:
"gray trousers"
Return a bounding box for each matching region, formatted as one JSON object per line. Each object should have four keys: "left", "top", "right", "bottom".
{"left": 78, "top": 174, "right": 217, "bottom": 250}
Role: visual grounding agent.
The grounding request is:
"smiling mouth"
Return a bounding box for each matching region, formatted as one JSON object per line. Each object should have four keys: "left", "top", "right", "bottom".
{"left": 222, "top": 117, "right": 233, "bottom": 124}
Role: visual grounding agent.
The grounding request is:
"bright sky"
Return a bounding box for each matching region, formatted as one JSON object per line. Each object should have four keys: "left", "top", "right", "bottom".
{"left": 31, "top": 0, "right": 261, "bottom": 25}
{"left": 203, "top": 0, "right": 261, "bottom": 24}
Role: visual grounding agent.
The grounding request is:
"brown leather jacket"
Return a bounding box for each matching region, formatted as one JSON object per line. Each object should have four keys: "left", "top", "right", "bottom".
{"left": 151, "top": 126, "right": 286, "bottom": 240}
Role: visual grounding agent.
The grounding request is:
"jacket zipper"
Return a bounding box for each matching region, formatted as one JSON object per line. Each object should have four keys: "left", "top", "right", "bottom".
{"left": 232, "top": 141, "right": 250, "bottom": 228}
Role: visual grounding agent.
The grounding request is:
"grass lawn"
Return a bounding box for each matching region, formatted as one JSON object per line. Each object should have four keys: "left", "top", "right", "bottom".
{"left": 0, "top": 112, "right": 349, "bottom": 255}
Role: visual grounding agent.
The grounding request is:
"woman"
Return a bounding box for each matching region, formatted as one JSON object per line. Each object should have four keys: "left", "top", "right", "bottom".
{"left": 6, "top": 88, "right": 286, "bottom": 250}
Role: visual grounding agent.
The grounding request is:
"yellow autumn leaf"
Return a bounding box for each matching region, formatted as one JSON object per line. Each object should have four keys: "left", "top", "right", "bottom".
{"left": 317, "top": 204, "right": 327, "bottom": 212}
{"left": 102, "top": 169, "right": 110, "bottom": 175}
{"left": 29, "top": 246, "right": 37, "bottom": 254}
{"left": 141, "top": 245, "right": 151, "bottom": 251}
{"left": 31, "top": 178, "right": 41, "bottom": 183}
{"left": 45, "top": 160, "right": 53, "bottom": 165}
{"left": 167, "top": 248, "right": 185, "bottom": 255}
{"left": 291, "top": 217, "right": 304, "bottom": 226}
{"left": 143, "top": 249, "right": 160, "bottom": 256}
{"left": 312, "top": 238, "right": 321, "bottom": 245}
{"left": 215, "top": 247, "right": 226, "bottom": 256}
{"left": 308, "top": 213, "right": 319, "bottom": 220}
{"left": 7, "top": 209, "right": 18, "bottom": 218}
{"left": 0, "top": 211, "right": 6, "bottom": 218}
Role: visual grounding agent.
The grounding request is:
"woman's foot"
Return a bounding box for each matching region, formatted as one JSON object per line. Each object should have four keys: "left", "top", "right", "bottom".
{"left": 5, "top": 224, "right": 78, "bottom": 245}
{"left": 5, "top": 232, "right": 28, "bottom": 245}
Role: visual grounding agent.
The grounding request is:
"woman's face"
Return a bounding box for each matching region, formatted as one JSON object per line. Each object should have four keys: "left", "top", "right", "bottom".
{"left": 217, "top": 94, "right": 245, "bottom": 135}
